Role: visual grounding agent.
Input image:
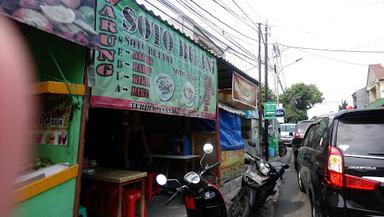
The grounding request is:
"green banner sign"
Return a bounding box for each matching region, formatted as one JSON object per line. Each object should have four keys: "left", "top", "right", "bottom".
{"left": 90, "top": 0, "right": 218, "bottom": 120}
{"left": 264, "top": 101, "right": 277, "bottom": 120}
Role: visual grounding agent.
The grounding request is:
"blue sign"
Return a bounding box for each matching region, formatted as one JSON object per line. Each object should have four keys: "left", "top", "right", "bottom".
{"left": 276, "top": 108, "right": 285, "bottom": 117}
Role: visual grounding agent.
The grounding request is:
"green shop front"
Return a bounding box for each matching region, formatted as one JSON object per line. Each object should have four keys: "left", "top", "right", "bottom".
{"left": 81, "top": 1, "right": 218, "bottom": 217}
{"left": 1, "top": 1, "right": 98, "bottom": 217}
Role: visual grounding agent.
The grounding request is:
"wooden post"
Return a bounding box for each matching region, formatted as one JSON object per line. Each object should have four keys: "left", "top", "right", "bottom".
{"left": 73, "top": 50, "right": 91, "bottom": 217}
{"left": 215, "top": 105, "right": 221, "bottom": 185}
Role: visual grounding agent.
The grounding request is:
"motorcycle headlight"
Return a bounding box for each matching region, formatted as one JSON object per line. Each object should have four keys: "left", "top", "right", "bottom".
{"left": 204, "top": 191, "right": 216, "bottom": 200}
{"left": 259, "top": 162, "right": 270, "bottom": 176}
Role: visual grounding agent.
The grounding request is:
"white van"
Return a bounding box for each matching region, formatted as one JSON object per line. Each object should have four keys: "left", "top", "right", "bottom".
{"left": 279, "top": 123, "right": 296, "bottom": 146}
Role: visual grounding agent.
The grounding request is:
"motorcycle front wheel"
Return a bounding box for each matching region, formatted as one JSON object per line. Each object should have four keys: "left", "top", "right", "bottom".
{"left": 279, "top": 145, "right": 287, "bottom": 157}
{"left": 228, "top": 189, "right": 251, "bottom": 217}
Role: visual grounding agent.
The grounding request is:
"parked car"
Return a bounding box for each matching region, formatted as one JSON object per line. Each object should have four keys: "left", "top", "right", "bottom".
{"left": 292, "top": 120, "right": 313, "bottom": 171}
{"left": 278, "top": 123, "right": 296, "bottom": 147}
{"left": 296, "top": 108, "right": 384, "bottom": 217}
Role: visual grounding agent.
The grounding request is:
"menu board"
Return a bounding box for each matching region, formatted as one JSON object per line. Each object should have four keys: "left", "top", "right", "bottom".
{"left": 1, "top": 0, "right": 99, "bottom": 48}
{"left": 90, "top": 0, "right": 217, "bottom": 120}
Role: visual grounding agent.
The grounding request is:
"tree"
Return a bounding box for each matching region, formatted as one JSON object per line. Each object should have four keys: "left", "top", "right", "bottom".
{"left": 338, "top": 100, "right": 348, "bottom": 110}
{"left": 280, "top": 83, "right": 324, "bottom": 123}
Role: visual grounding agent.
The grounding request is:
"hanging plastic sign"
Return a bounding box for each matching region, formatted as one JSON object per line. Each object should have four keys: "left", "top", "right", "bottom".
{"left": 1, "top": 0, "right": 99, "bottom": 48}
{"left": 32, "top": 95, "right": 72, "bottom": 146}
{"left": 90, "top": 0, "right": 218, "bottom": 120}
{"left": 232, "top": 72, "right": 257, "bottom": 108}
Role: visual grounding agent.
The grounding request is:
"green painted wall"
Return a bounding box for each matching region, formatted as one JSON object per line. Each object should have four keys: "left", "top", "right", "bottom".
{"left": 26, "top": 28, "right": 86, "bottom": 84}
{"left": 13, "top": 27, "right": 87, "bottom": 217}
{"left": 13, "top": 179, "right": 76, "bottom": 217}
{"left": 24, "top": 28, "right": 87, "bottom": 164}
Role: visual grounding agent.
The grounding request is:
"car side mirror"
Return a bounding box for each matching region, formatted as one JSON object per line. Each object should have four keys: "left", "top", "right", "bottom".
{"left": 289, "top": 132, "right": 293, "bottom": 136}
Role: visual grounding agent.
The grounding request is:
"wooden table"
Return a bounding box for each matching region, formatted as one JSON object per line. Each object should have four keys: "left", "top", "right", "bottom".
{"left": 151, "top": 154, "right": 200, "bottom": 174}
{"left": 82, "top": 168, "right": 147, "bottom": 217}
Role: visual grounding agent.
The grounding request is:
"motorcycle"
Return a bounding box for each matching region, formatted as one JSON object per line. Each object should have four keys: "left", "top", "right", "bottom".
{"left": 278, "top": 142, "right": 288, "bottom": 157}
{"left": 156, "top": 143, "right": 227, "bottom": 217}
{"left": 228, "top": 152, "right": 289, "bottom": 217}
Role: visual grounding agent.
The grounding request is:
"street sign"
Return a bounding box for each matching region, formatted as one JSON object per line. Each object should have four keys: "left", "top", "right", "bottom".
{"left": 276, "top": 108, "right": 285, "bottom": 117}
{"left": 264, "top": 102, "right": 277, "bottom": 119}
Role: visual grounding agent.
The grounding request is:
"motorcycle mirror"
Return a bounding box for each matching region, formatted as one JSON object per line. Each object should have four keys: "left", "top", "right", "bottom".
{"left": 203, "top": 143, "right": 213, "bottom": 154}
{"left": 156, "top": 174, "right": 167, "bottom": 186}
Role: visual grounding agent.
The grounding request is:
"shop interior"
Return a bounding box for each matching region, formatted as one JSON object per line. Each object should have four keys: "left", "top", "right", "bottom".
{"left": 81, "top": 108, "right": 217, "bottom": 216}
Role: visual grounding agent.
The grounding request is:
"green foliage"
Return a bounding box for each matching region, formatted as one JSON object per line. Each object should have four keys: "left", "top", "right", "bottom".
{"left": 338, "top": 100, "right": 348, "bottom": 111}
{"left": 280, "top": 83, "right": 324, "bottom": 123}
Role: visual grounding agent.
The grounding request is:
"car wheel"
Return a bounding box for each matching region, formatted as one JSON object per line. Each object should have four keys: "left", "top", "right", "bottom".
{"left": 297, "top": 172, "right": 305, "bottom": 193}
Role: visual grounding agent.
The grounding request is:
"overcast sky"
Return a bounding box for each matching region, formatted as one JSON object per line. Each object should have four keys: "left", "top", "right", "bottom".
{"left": 138, "top": 0, "right": 384, "bottom": 118}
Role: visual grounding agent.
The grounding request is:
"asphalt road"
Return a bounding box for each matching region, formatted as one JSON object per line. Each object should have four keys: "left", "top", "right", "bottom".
{"left": 274, "top": 148, "right": 311, "bottom": 217}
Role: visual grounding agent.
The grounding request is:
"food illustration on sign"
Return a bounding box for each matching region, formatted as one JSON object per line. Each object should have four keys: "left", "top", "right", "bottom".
{"left": 235, "top": 81, "right": 255, "bottom": 102}
{"left": 182, "top": 82, "right": 195, "bottom": 107}
{"left": 155, "top": 73, "right": 175, "bottom": 101}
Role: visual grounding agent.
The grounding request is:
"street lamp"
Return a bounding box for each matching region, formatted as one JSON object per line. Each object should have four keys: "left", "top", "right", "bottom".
{"left": 275, "top": 58, "right": 303, "bottom": 91}
{"left": 276, "top": 58, "right": 303, "bottom": 92}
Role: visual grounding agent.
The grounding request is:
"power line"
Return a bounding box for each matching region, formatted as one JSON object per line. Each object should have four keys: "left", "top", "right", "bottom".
{"left": 172, "top": 0, "right": 258, "bottom": 60}
{"left": 279, "top": 43, "right": 384, "bottom": 54}
{"left": 212, "top": 0, "right": 260, "bottom": 32}
{"left": 294, "top": 48, "right": 368, "bottom": 66}
{"left": 187, "top": 0, "right": 259, "bottom": 42}
{"left": 143, "top": 0, "right": 258, "bottom": 64}
{"left": 244, "top": 0, "right": 264, "bottom": 22}
{"left": 231, "top": 0, "right": 260, "bottom": 27}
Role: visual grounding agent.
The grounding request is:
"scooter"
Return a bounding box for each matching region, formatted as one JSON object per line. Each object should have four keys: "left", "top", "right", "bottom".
{"left": 156, "top": 143, "right": 227, "bottom": 217}
{"left": 228, "top": 152, "right": 288, "bottom": 217}
{"left": 279, "top": 143, "right": 288, "bottom": 157}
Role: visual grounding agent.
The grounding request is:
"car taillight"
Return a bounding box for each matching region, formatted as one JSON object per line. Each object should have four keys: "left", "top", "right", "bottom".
{"left": 324, "top": 146, "right": 344, "bottom": 187}
{"left": 324, "top": 146, "right": 380, "bottom": 191}
{"left": 345, "top": 174, "right": 380, "bottom": 190}
{"left": 294, "top": 132, "right": 300, "bottom": 138}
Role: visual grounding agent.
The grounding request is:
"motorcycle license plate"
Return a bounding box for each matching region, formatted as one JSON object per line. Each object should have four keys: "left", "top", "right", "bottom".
{"left": 248, "top": 171, "right": 268, "bottom": 184}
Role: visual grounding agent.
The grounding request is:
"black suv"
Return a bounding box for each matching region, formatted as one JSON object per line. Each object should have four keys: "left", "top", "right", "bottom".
{"left": 297, "top": 109, "right": 384, "bottom": 217}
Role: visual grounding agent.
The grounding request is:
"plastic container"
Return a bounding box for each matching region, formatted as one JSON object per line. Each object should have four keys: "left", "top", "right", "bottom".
{"left": 182, "top": 135, "right": 191, "bottom": 155}
{"left": 268, "top": 147, "right": 275, "bottom": 157}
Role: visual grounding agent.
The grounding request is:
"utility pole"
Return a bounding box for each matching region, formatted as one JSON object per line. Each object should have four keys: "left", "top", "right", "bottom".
{"left": 274, "top": 64, "right": 279, "bottom": 104}
{"left": 264, "top": 25, "right": 269, "bottom": 161}
{"left": 257, "top": 23, "right": 263, "bottom": 158}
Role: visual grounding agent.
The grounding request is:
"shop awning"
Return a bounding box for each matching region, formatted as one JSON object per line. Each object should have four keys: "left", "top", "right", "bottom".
{"left": 219, "top": 103, "right": 244, "bottom": 117}
{"left": 219, "top": 102, "right": 259, "bottom": 119}
{"left": 1, "top": 0, "right": 99, "bottom": 48}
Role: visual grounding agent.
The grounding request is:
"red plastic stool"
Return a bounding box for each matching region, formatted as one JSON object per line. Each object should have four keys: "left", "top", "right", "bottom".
{"left": 101, "top": 186, "right": 119, "bottom": 217}
{"left": 123, "top": 189, "right": 146, "bottom": 217}
{"left": 146, "top": 172, "right": 160, "bottom": 200}
{"left": 81, "top": 184, "right": 100, "bottom": 212}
